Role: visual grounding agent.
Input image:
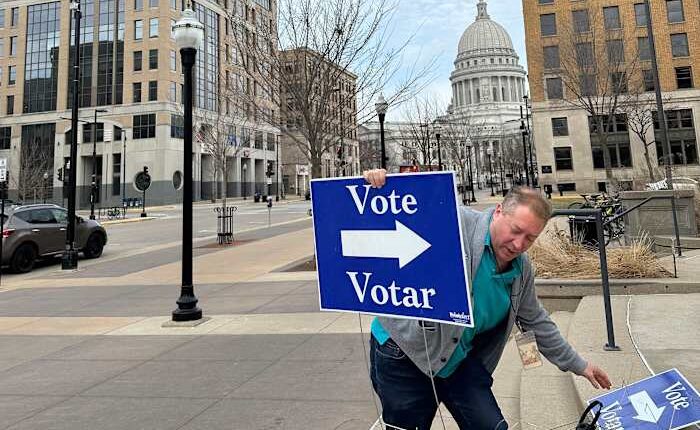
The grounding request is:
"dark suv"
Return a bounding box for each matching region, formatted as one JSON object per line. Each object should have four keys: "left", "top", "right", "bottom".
{"left": 1, "top": 204, "right": 108, "bottom": 273}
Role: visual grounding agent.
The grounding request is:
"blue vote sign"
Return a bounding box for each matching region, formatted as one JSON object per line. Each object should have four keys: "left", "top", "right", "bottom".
{"left": 310, "top": 171, "right": 473, "bottom": 326}
{"left": 589, "top": 368, "right": 700, "bottom": 430}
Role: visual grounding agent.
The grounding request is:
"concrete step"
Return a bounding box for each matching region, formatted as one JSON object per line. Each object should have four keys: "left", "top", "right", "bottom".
{"left": 520, "top": 312, "right": 581, "bottom": 430}
{"left": 653, "top": 235, "right": 700, "bottom": 255}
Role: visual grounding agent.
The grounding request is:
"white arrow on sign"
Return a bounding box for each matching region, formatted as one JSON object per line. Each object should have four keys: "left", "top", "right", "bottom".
{"left": 629, "top": 390, "right": 666, "bottom": 424}
{"left": 340, "top": 220, "right": 431, "bottom": 269}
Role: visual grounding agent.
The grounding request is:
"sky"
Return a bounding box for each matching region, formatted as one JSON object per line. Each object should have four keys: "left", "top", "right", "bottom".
{"left": 388, "top": 0, "right": 528, "bottom": 115}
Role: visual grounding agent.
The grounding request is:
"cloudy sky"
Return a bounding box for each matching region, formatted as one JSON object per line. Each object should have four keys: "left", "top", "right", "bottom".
{"left": 389, "top": 0, "right": 527, "bottom": 112}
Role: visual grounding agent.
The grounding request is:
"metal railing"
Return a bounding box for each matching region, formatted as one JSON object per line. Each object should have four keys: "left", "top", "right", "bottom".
{"left": 214, "top": 206, "right": 237, "bottom": 245}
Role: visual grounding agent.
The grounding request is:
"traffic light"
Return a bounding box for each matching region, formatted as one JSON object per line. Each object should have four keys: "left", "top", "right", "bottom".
{"left": 57, "top": 167, "right": 63, "bottom": 182}
{"left": 265, "top": 161, "right": 274, "bottom": 177}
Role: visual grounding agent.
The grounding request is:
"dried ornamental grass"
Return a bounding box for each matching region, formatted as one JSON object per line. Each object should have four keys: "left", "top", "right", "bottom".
{"left": 528, "top": 228, "right": 672, "bottom": 279}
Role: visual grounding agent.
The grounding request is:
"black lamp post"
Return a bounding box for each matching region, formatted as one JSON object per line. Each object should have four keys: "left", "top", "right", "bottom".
{"left": 375, "top": 94, "right": 388, "bottom": 169}
{"left": 63, "top": 0, "right": 82, "bottom": 271}
{"left": 90, "top": 108, "right": 108, "bottom": 220}
{"left": 519, "top": 116, "right": 530, "bottom": 187}
{"left": 498, "top": 154, "right": 506, "bottom": 196}
{"left": 172, "top": 7, "right": 204, "bottom": 322}
{"left": 275, "top": 135, "right": 280, "bottom": 201}
{"left": 43, "top": 172, "right": 49, "bottom": 203}
{"left": 487, "top": 147, "right": 495, "bottom": 197}
{"left": 242, "top": 162, "right": 247, "bottom": 199}
{"left": 524, "top": 95, "right": 536, "bottom": 186}
{"left": 434, "top": 124, "right": 443, "bottom": 171}
{"left": 466, "top": 138, "right": 476, "bottom": 203}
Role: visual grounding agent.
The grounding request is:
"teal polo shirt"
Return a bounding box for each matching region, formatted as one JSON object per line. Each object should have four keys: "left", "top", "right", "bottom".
{"left": 371, "top": 224, "right": 522, "bottom": 378}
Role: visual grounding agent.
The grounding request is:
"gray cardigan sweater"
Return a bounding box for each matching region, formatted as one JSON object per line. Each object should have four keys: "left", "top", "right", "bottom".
{"left": 377, "top": 207, "right": 588, "bottom": 377}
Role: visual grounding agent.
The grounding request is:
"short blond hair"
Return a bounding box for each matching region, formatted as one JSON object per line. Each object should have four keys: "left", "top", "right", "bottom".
{"left": 502, "top": 187, "right": 552, "bottom": 221}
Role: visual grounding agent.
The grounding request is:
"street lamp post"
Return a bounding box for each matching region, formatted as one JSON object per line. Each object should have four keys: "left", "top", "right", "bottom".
{"left": 487, "top": 147, "right": 495, "bottom": 197}
{"left": 524, "top": 95, "right": 536, "bottom": 186}
{"left": 519, "top": 115, "right": 530, "bottom": 187}
{"left": 275, "top": 136, "right": 280, "bottom": 201}
{"left": 498, "top": 154, "right": 506, "bottom": 196}
{"left": 375, "top": 94, "right": 388, "bottom": 169}
{"left": 63, "top": 0, "right": 82, "bottom": 271}
{"left": 466, "top": 138, "right": 476, "bottom": 203}
{"left": 242, "top": 162, "right": 247, "bottom": 199}
{"left": 434, "top": 124, "right": 442, "bottom": 171}
{"left": 90, "top": 108, "right": 108, "bottom": 220}
{"left": 172, "top": 7, "right": 204, "bottom": 322}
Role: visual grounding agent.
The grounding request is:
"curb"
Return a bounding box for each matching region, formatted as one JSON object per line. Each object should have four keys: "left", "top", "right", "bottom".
{"left": 100, "top": 216, "right": 158, "bottom": 226}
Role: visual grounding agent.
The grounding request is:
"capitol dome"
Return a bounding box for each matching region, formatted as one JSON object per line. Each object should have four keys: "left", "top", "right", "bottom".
{"left": 458, "top": 1, "right": 514, "bottom": 55}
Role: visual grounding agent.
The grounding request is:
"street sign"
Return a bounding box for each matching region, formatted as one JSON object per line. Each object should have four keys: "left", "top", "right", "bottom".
{"left": 589, "top": 368, "right": 700, "bottom": 430}
{"left": 134, "top": 171, "right": 151, "bottom": 191}
{"left": 310, "top": 171, "right": 473, "bottom": 326}
{"left": 0, "top": 157, "right": 6, "bottom": 182}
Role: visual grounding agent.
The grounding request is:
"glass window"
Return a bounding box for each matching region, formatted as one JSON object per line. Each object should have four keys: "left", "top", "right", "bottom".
{"left": 6, "top": 95, "right": 13, "bottom": 115}
{"left": 134, "top": 51, "right": 142, "bottom": 71}
{"left": 572, "top": 9, "right": 590, "bottom": 33}
{"left": 671, "top": 33, "right": 689, "bottom": 57}
{"left": 133, "top": 113, "right": 156, "bottom": 139}
{"left": 607, "top": 39, "right": 625, "bottom": 63}
{"left": 194, "top": 3, "right": 220, "bottom": 111}
{"left": 666, "top": 0, "right": 684, "bottom": 23}
{"left": 149, "top": 17, "right": 158, "bottom": 38}
{"left": 169, "top": 82, "right": 176, "bottom": 101}
{"left": 603, "top": 6, "right": 621, "bottom": 29}
{"left": 112, "top": 153, "right": 121, "bottom": 196}
{"left": 149, "top": 0, "right": 158, "bottom": 7}
{"left": 135, "top": 0, "right": 143, "bottom": 11}
{"left": 170, "top": 50, "right": 176, "bottom": 71}
{"left": 23, "top": 2, "right": 62, "bottom": 113}
{"left": 552, "top": 118, "right": 569, "bottom": 136}
{"left": 83, "top": 122, "right": 104, "bottom": 144}
{"left": 133, "top": 82, "right": 141, "bottom": 102}
{"left": 10, "top": 36, "right": 16, "bottom": 56}
{"left": 148, "top": 80, "right": 157, "bottom": 101}
{"left": 149, "top": 49, "right": 158, "bottom": 69}
{"left": 580, "top": 73, "right": 597, "bottom": 96}
{"left": 554, "top": 147, "right": 573, "bottom": 170}
{"left": 171, "top": 0, "right": 177, "bottom": 9}
{"left": 611, "top": 72, "right": 628, "bottom": 94}
{"left": 11, "top": 7, "right": 18, "bottom": 27}
{"left": 0, "top": 9, "right": 4, "bottom": 27}
{"left": 643, "top": 69, "right": 656, "bottom": 91}
{"left": 676, "top": 66, "right": 693, "bottom": 88}
{"left": 543, "top": 45, "right": 560, "bottom": 69}
{"left": 546, "top": 77, "right": 563, "bottom": 99}
{"left": 638, "top": 37, "right": 651, "bottom": 61}
{"left": 170, "top": 114, "right": 184, "bottom": 138}
{"left": 540, "top": 13, "right": 557, "bottom": 36}
{"left": 635, "top": 3, "right": 648, "bottom": 26}
{"left": 8, "top": 65, "right": 16, "bottom": 85}
{"left": 134, "top": 20, "right": 143, "bottom": 40}
{"left": 0, "top": 39, "right": 4, "bottom": 57}
{"left": 538, "top": 0, "right": 554, "bottom": 3}
{"left": 0, "top": 127, "right": 11, "bottom": 149}
{"left": 576, "top": 42, "right": 593, "bottom": 67}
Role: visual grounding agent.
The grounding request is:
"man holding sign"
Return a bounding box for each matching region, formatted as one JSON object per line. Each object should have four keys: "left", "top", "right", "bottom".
{"left": 363, "top": 169, "right": 611, "bottom": 430}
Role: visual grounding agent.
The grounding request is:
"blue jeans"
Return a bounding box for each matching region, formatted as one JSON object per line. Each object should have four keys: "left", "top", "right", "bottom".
{"left": 370, "top": 336, "right": 508, "bottom": 430}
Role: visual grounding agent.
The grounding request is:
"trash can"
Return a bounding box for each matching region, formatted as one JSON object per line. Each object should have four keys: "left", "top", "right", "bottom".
{"left": 568, "top": 216, "right": 598, "bottom": 246}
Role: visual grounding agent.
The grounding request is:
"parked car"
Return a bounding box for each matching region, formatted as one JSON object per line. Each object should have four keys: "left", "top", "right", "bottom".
{"left": 1, "top": 204, "right": 108, "bottom": 273}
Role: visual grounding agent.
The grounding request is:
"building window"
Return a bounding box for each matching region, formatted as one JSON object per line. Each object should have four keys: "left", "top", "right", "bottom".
{"left": 148, "top": 80, "right": 157, "bottom": 101}
{"left": 149, "top": 0, "right": 158, "bottom": 7}
{"left": 83, "top": 123, "right": 104, "bottom": 144}
{"left": 0, "top": 9, "right": 5, "bottom": 28}
{"left": 10, "top": 37, "right": 17, "bottom": 56}
{"left": 634, "top": 3, "right": 648, "bottom": 26}
{"left": 575, "top": 42, "right": 594, "bottom": 67}
{"left": 170, "top": 50, "right": 176, "bottom": 71}
{"left": 543, "top": 45, "right": 560, "bottom": 69}
{"left": 675, "top": 66, "right": 693, "bottom": 88}
{"left": 11, "top": 7, "right": 18, "bottom": 27}
{"left": 24, "top": 2, "right": 61, "bottom": 113}
{"left": 170, "top": 114, "right": 184, "bottom": 139}
{"left": 149, "top": 49, "right": 158, "bottom": 69}
{"left": 611, "top": 72, "right": 628, "bottom": 94}
{"left": 546, "top": 77, "right": 563, "bottom": 99}
{"left": 112, "top": 153, "right": 121, "bottom": 196}
{"left": 638, "top": 37, "right": 651, "bottom": 61}
{"left": 0, "top": 39, "right": 4, "bottom": 57}
{"left": 133, "top": 82, "right": 142, "bottom": 102}
{"left": 643, "top": 69, "right": 656, "bottom": 91}
{"left": 607, "top": 39, "right": 625, "bottom": 63}
{"left": 654, "top": 110, "right": 698, "bottom": 164}
{"left": 6, "top": 95, "right": 14, "bottom": 115}
{"left": 671, "top": 33, "right": 689, "bottom": 57}
{"left": 8, "top": 65, "right": 16, "bottom": 85}
{"left": 572, "top": 9, "right": 590, "bottom": 33}
{"left": 169, "top": 82, "right": 176, "bottom": 102}
{"left": 0, "top": 127, "right": 11, "bottom": 149}
{"left": 666, "top": 0, "right": 684, "bottom": 23}
{"left": 170, "top": 19, "right": 176, "bottom": 38}
{"left": 134, "top": 20, "right": 143, "bottom": 40}
{"left": 134, "top": 51, "right": 142, "bottom": 71}
{"left": 558, "top": 183, "right": 577, "bottom": 192}
{"left": 580, "top": 73, "right": 597, "bottom": 96}
{"left": 589, "top": 114, "right": 632, "bottom": 169}
{"left": 603, "top": 6, "right": 621, "bottom": 29}
{"left": 554, "top": 147, "right": 573, "bottom": 170}
{"left": 540, "top": 13, "right": 557, "bottom": 36}
{"left": 194, "top": 3, "right": 220, "bottom": 111}
{"left": 149, "top": 18, "right": 158, "bottom": 38}
{"left": 552, "top": 117, "right": 569, "bottom": 136}
{"left": 538, "top": 0, "right": 554, "bottom": 3}
{"left": 133, "top": 113, "right": 156, "bottom": 139}
{"left": 171, "top": 0, "right": 177, "bottom": 9}
{"left": 135, "top": 0, "right": 143, "bottom": 11}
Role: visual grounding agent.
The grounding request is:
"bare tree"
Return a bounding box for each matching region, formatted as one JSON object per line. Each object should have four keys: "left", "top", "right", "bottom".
{"left": 554, "top": 8, "right": 643, "bottom": 186}
{"left": 227, "top": 0, "right": 434, "bottom": 178}
{"left": 14, "top": 138, "right": 52, "bottom": 203}
{"left": 439, "top": 111, "right": 483, "bottom": 200}
{"left": 400, "top": 96, "right": 442, "bottom": 166}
